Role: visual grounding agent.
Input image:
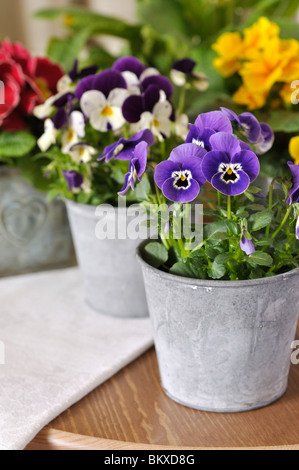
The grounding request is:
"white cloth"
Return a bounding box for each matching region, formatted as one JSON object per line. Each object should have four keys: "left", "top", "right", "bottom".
{"left": 0, "top": 268, "right": 154, "bottom": 450}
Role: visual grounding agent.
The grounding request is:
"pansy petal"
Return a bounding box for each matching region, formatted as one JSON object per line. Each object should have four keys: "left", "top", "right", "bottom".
{"left": 108, "top": 88, "right": 129, "bottom": 107}
{"left": 181, "top": 157, "right": 206, "bottom": 187}
{"left": 154, "top": 160, "right": 180, "bottom": 189}
{"left": 211, "top": 170, "right": 250, "bottom": 196}
{"left": 142, "top": 75, "right": 174, "bottom": 100}
{"left": 75, "top": 75, "right": 95, "bottom": 100}
{"left": 122, "top": 95, "right": 144, "bottom": 123}
{"left": 69, "top": 111, "right": 85, "bottom": 138}
{"left": 118, "top": 172, "right": 134, "bottom": 197}
{"left": 139, "top": 67, "right": 160, "bottom": 82}
{"left": 52, "top": 108, "right": 68, "bottom": 129}
{"left": 162, "top": 177, "right": 200, "bottom": 203}
{"left": 209, "top": 132, "right": 241, "bottom": 156}
{"left": 201, "top": 150, "right": 230, "bottom": 183}
{"left": 93, "top": 69, "right": 127, "bottom": 98}
{"left": 153, "top": 100, "right": 173, "bottom": 119}
{"left": 220, "top": 107, "right": 239, "bottom": 124}
{"left": 143, "top": 85, "right": 160, "bottom": 113}
{"left": 231, "top": 150, "right": 260, "bottom": 182}
{"left": 169, "top": 143, "right": 207, "bottom": 164}
{"left": 80, "top": 90, "right": 106, "bottom": 118}
{"left": 198, "top": 111, "right": 233, "bottom": 134}
{"left": 240, "top": 236, "right": 256, "bottom": 255}
{"left": 112, "top": 56, "right": 146, "bottom": 77}
{"left": 239, "top": 112, "right": 262, "bottom": 144}
{"left": 254, "top": 123, "right": 274, "bottom": 154}
{"left": 132, "top": 141, "right": 148, "bottom": 178}
{"left": 172, "top": 58, "right": 196, "bottom": 75}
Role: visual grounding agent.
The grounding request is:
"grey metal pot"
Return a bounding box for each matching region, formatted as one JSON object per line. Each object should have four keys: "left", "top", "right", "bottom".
{"left": 65, "top": 199, "right": 148, "bottom": 318}
{"left": 0, "top": 167, "right": 74, "bottom": 277}
{"left": 137, "top": 241, "right": 299, "bottom": 412}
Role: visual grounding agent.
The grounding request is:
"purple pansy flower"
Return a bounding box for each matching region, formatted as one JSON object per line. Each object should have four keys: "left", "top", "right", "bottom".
{"left": 287, "top": 162, "right": 299, "bottom": 204}
{"left": 154, "top": 143, "right": 207, "bottom": 203}
{"left": 171, "top": 58, "right": 209, "bottom": 91}
{"left": 296, "top": 217, "right": 299, "bottom": 240}
{"left": 118, "top": 141, "right": 149, "bottom": 196}
{"left": 75, "top": 69, "right": 127, "bottom": 101}
{"left": 186, "top": 111, "right": 233, "bottom": 151}
{"left": 220, "top": 107, "right": 274, "bottom": 154}
{"left": 63, "top": 170, "right": 84, "bottom": 192}
{"left": 201, "top": 133, "right": 260, "bottom": 196}
{"left": 69, "top": 59, "right": 98, "bottom": 82}
{"left": 99, "top": 129, "right": 155, "bottom": 163}
{"left": 240, "top": 236, "right": 255, "bottom": 255}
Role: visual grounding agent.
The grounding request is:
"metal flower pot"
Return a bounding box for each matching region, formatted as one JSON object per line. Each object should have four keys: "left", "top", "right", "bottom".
{"left": 65, "top": 199, "right": 148, "bottom": 318}
{"left": 0, "top": 167, "right": 74, "bottom": 277}
{"left": 137, "top": 241, "right": 299, "bottom": 412}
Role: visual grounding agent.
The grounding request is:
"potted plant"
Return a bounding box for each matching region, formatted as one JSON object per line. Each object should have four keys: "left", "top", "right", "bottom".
{"left": 0, "top": 39, "right": 74, "bottom": 277}
{"left": 34, "top": 55, "right": 207, "bottom": 318}
{"left": 122, "top": 106, "right": 299, "bottom": 412}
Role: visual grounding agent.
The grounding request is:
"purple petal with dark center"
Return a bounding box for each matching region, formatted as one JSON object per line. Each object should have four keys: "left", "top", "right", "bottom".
{"left": 201, "top": 151, "right": 230, "bottom": 183}
{"left": 92, "top": 69, "right": 127, "bottom": 98}
{"left": 169, "top": 143, "right": 207, "bottom": 164}
{"left": 75, "top": 75, "right": 96, "bottom": 100}
{"left": 142, "top": 75, "right": 174, "bottom": 100}
{"left": 209, "top": 132, "right": 241, "bottom": 157}
{"left": 154, "top": 160, "right": 180, "bottom": 189}
{"left": 52, "top": 108, "right": 68, "bottom": 129}
{"left": 63, "top": 171, "right": 84, "bottom": 192}
{"left": 240, "top": 236, "right": 255, "bottom": 255}
{"left": 172, "top": 58, "right": 196, "bottom": 75}
{"left": 211, "top": 170, "right": 250, "bottom": 196}
{"left": 231, "top": 150, "right": 260, "bottom": 182}
{"left": 112, "top": 56, "right": 146, "bottom": 78}
{"left": 186, "top": 124, "right": 215, "bottom": 151}
{"left": 143, "top": 85, "right": 161, "bottom": 112}
{"left": 122, "top": 95, "right": 144, "bottom": 123}
{"left": 162, "top": 177, "right": 200, "bottom": 203}
{"left": 239, "top": 112, "right": 261, "bottom": 144}
{"left": 287, "top": 161, "right": 299, "bottom": 204}
{"left": 195, "top": 111, "right": 233, "bottom": 134}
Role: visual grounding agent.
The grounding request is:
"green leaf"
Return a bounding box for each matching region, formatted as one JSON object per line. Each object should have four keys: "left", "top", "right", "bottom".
{"left": 265, "top": 110, "right": 299, "bottom": 133}
{"left": 248, "top": 252, "right": 273, "bottom": 267}
{"left": 204, "top": 220, "right": 227, "bottom": 239}
{"left": 226, "top": 219, "right": 239, "bottom": 236}
{"left": 136, "top": 175, "right": 151, "bottom": 201}
{"left": 249, "top": 210, "right": 274, "bottom": 232}
{"left": 0, "top": 132, "right": 36, "bottom": 159}
{"left": 208, "top": 261, "right": 227, "bottom": 280}
{"left": 214, "top": 253, "right": 234, "bottom": 264}
{"left": 170, "top": 261, "right": 197, "bottom": 278}
{"left": 143, "top": 242, "right": 168, "bottom": 268}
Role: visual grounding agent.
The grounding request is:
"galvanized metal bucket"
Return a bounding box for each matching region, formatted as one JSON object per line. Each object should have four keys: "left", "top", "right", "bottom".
{"left": 138, "top": 241, "right": 299, "bottom": 412}
{"left": 65, "top": 199, "right": 148, "bottom": 318}
{"left": 0, "top": 167, "right": 74, "bottom": 277}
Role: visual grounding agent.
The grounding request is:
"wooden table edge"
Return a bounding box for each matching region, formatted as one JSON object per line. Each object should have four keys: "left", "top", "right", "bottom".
{"left": 25, "top": 428, "right": 299, "bottom": 451}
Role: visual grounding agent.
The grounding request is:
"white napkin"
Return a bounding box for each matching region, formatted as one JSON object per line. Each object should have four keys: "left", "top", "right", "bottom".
{"left": 0, "top": 268, "right": 154, "bottom": 450}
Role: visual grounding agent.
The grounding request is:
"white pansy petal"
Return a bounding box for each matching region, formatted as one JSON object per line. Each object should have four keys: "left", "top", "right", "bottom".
{"left": 33, "top": 97, "right": 55, "bottom": 119}
{"left": 155, "top": 117, "right": 171, "bottom": 139}
{"left": 89, "top": 111, "right": 110, "bottom": 132}
{"left": 62, "top": 129, "right": 79, "bottom": 154}
{"left": 122, "top": 71, "right": 139, "bottom": 88}
{"left": 37, "top": 120, "right": 57, "bottom": 151}
{"left": 153, "top": 100, "right": 172, "bottom": 119}
{"left": 80, "top": 90, "right": 106, "bottom": 118}
{"left": 108, "top": 88, "right": 129, "bottom": 107}
{"left": 106, "top": 107, "right": 126, "bottom": 130}
{"left": 69, "top": 111, "right": 85, "bottom": 138}
{"left": 170, "top": 69, "right": 186, "bottom": 87}
{"left": 140, "top": 67, "right": 160, "bottom": 81}
{"left": 57, "top": 75, "right": 73, "bottom": 93}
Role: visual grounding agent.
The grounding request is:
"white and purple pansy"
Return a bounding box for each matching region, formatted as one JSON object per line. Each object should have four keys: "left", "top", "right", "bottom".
{"left": 186, "top": 111, "right": 233, "bottom": 151}
{"left": 76, "top": 69, "right": 128, "bottom": 132}
{"left": 118, "top": 141, "right": 149, "bottom": 196}
{"left": 171, "top": 58, "right": 209, "bottom": 91}
{"left": 63, "top": 170, "right": 84, "bottom": 193}
{"left": 154, "top": 143, "right": 207, "bottom": 203}
{"left": 69, "top": 143, "right": 98, "bottom": 164}
{"left": 61, "top": 110, "right": 86, "bottom": 154}
{"left": 99, "top": 129, "right": 155, "bottom": 163}
{"left": 37, "top": 118, "right": 57, "bottom": 152}
{"left": 201, "top": 132, "right": 260, "bottom": 196}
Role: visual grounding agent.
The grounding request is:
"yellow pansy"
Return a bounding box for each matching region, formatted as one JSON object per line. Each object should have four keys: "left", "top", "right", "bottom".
{"left": 279, "top": 83, "right": 295, "bottom": 105}
{"left": 279, "top": 39, "right": 299, "bottom": 83}
{"left": 233, "top": 85, "right": 267, "bottom": 110}
{"left": 243, "top": 17, "right": 280, "bottom": 60}
{"left": 289, "top": 136, "right": 299, "bottom": 165}
{"left": 212, "top": 32, "right": 244, "bottom": 78}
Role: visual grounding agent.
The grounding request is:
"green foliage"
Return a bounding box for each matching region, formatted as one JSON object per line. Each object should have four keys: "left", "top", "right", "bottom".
{"left": 0, "top": 132, "right": 36, "bottom": 160}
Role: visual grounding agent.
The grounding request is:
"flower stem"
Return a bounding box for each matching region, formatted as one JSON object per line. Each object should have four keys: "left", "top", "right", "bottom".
{"left": 271, "top": 205, "right": 293, "bottom": 241}
{"left": 227, "top": 195, "right": 232, "bottom": 220}
{"left": 178, "top": 84, "right": 187, "bottom": 116}
{"left": 217, "top": 191, "right": 222, "bottom": 208}
{"left": 265, "top": 178, "right": 275, "bottom": 239}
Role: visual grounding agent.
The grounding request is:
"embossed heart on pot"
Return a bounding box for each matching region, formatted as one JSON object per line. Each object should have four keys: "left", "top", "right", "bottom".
{"left": 0, "top": 199, "right": 47, "bottom": 246}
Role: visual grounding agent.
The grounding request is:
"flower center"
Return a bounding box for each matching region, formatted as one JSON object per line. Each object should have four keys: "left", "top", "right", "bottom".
{"left": 192, "top": 138, "right": 205, "bottom": 149}
{"left": 219, "top": 163, "right": 242, "bottom": 184}
{"left": 101, "top": 106, "right": 114, "bottom": 117}
{"left": 172, "top": 170, "right": 192, "bottom": 190}
{"left": 153, "top": 118, "right": 160, "bottom": 128}
{"left": 67, "top": 129, "right": 75, "bottom": 142}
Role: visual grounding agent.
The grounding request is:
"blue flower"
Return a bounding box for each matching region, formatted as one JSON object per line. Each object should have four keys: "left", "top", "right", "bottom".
{"left": 186, "top": 111, "right": 233, "bottom": 151}
{"left": 99, "top": 129, "right": 155, "bottom": 163}
{"left": 118, "top": 142, "right": 149, "bottom": 196}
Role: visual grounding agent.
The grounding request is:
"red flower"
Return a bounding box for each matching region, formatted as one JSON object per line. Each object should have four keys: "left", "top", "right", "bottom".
{"left": 0, "top": 39, "right": 64, "bottom": 132}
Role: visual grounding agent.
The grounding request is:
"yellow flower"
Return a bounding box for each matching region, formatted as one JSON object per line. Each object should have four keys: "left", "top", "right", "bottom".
{"left": 289, "top": 136, "right": 299, "bottom": 165}
{"left": 212, "top": 32, "right": 244, "bottom": 78}
{"left": 239, "top": 38, "right": 286, "bottom": 93}
{"left": 279, "top": 83, "right": 295, "bottom": 105}
{"left": 243, "top": 17, "right": 280, "bottom": 60}
{"left": 233, "top": 85, "right": 267, "bottom": 110}
{"left": 279, "top": 39, "right": 299, "bottom": 83}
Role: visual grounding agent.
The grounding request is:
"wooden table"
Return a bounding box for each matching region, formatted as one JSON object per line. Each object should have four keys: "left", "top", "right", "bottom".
{"left": 26, "top": 325, "right": 299, "bottom": 451}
